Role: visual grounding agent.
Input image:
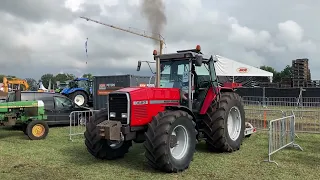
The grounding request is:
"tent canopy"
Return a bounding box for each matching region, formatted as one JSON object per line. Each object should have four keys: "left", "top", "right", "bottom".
{"left": 214, "top": 55, "right": 273, "bottom": 78}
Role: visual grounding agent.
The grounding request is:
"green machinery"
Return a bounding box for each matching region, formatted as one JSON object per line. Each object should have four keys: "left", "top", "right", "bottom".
{"left": 0, "top": 91, "right": 49, "bottom": 140}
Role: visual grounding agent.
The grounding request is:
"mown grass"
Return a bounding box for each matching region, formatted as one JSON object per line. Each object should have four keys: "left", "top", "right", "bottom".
{"left": 1, "top": 126, "right": 320, "bottom": 180}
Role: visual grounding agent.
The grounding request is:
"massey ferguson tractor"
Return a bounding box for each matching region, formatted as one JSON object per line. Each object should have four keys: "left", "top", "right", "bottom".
{"left": 84, "top": 45, "right": 255, "bottom": 173}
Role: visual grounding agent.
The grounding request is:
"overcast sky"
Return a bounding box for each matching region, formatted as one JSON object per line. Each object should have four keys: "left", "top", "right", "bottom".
{"left": 1, "top": 0, "right": 319, "bottom": 80}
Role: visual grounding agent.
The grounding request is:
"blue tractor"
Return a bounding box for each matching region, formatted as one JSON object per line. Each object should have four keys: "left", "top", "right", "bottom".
{"left": 60, "top": 78, "right": 92, "bottom": 107}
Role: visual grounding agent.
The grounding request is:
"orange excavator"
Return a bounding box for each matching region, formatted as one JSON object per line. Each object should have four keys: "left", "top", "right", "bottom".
{"left": 2, "top": 77, "right": 29, "bottom": 93}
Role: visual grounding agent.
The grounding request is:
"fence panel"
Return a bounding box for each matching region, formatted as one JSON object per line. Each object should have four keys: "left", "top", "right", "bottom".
{"left": 265, "top": 97, "right": 297, "bottom": 108}
{"left": 265, "top": 111, "right": 303, "bottom": 165}
{"left": 69, "top": 110, "right": 99, "bottom": 141}
{"left": 244, "top": 108, "right": 285, "bottom": 130}
{"left": 291, "top": 110, "right": 320, "bottom": 133}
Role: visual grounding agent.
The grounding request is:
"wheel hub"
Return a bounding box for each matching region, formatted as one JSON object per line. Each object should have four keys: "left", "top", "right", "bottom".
{"left": 74, "top": 95, "right": 85, "bottom": 106}
{"left": 32, "top": 124, "right": 45, "bottom": 137}
{"left": 227, "top": 106, "right": 242, "bottom": 141}
{"left": 169, "top": 135, "right": 178, "bottom": 148}
{"left": 169, "top": 125, "right": 189, "bottom": 160}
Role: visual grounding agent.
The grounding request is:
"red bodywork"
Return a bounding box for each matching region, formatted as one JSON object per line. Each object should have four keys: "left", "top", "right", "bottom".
{"left": 116, "top": 86, "right": 235, "bottom": 127}
{"left": 117, "top": 87, "right": 180, "bottom": 126}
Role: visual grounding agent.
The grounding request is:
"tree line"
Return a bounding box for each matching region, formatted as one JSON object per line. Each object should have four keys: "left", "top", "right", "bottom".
{"left": 259, "top": 65, "right": 292, "bottom": 83}
{"left": 0, "top": 73, "right": 93, "bottom": 91}
{"left": 0, "top": 64, "right": 292, "bottom": 91}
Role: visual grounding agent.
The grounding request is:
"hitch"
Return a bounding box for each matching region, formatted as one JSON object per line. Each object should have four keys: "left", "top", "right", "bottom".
{"left": 97, "top": 120, "right": 123, "bottom": 141}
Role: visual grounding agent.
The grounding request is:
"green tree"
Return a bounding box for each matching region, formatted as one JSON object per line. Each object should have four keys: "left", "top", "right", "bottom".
{"left": 259, "top": 66, "right": 281, "bottom": 82}
{"left": 279, "top": 65, "right": 292, "bottom": 79}
{"left": 82, "top": 73, "right": 93, "bottom": 80}
{"left": 25, "top": 78, "right": 37, "bottom": 91}
{"left": 40, "top": 74, "right": 55, "bottom": 88}
{"left": 55, "top": 73, "right": 70, "bottom": 82}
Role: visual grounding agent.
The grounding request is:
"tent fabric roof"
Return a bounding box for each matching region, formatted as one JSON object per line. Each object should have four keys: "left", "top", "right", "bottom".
{"left": 214, "top": 55, "right": 273, "bottom": 77}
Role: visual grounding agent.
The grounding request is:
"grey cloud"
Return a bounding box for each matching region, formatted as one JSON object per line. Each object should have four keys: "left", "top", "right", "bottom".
{"left": 0, "top": 0, "right": 320, "bottom": 81}
{"left": 0, "top": 0, "right": 75, "bottom": 23}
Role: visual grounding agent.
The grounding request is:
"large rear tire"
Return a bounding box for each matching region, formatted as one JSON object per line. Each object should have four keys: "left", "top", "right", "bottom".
{"left": 84, "top": 108, "right": 132, "bottom": 160}
{"left": 203, "top": 92, "right": 245, "bottom": 152}
{"left": 144, "top": 110, "right": 197, "bottom": 173}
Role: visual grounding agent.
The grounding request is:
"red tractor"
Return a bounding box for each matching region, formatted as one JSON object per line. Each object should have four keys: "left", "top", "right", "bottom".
{"left": 84, "top": 45, "right": 255, "bottom": 173}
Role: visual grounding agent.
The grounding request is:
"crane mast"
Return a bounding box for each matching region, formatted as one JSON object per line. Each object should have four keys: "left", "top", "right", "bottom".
{"left": 80, "top": 16, "right": 164, "bottom": 87}
{"left": 79, "top": 16, "right": 164, "bottom": 54}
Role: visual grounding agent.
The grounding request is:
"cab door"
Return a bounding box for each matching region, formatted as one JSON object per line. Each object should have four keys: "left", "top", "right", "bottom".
{"left": 41, "top": 96, "right": 57, "bottom": 124}
{"left": 53, "top": 96, "right": 74, "bottom": 124}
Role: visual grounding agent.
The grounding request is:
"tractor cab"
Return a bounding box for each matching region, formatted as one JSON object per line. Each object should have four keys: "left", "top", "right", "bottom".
{"left": 155, "top": 45, "right": 220, "bottom": 113}
{"left": 68, "top": 78, "right": 91, "bottom": 90}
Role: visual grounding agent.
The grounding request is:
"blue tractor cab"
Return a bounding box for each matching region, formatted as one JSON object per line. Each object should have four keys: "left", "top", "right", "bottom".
{"left": 60, "top": 77, "right": 92, "bottom": 106}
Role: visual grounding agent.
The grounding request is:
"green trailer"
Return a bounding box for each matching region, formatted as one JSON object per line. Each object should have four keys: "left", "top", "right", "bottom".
{"left": 0, "top": 100, "right": 49, "bottom": 140}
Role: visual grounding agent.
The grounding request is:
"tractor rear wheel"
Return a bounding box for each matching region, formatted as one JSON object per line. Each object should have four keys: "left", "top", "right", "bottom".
{"left": 84, "top": 108, "right": 132, "bottom": 160}
{"left": 144, "top": 110, "right": 197, "bottom": 173}
{"left": 71, "top": 91, "right": 88, "bottom": 107}
{"left": 204, "top": 92, "right": 245, "bottom": 152}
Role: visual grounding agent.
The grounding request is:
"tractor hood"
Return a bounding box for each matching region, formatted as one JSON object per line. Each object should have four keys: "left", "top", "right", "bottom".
{"left": 114, "top": 87, "right": 181, "bottom": 103}
{"left": 61, "top": 87, "right": 84, "bottom": 94}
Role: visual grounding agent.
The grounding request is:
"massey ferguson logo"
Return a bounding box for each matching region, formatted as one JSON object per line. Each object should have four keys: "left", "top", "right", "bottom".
{"left": 237, "top": 67, "right": 248, "bottom": 73}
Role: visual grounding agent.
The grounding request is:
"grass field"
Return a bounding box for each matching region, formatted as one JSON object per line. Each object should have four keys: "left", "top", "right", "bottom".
{"left": 1, "top": 126, "right": 320, "bottom": 180}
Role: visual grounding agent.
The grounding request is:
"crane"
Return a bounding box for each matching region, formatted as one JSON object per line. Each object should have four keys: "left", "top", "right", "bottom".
{"left": 80, "top": 16, "right": 166, "bottom": 87}
{"left": 79, "top": 16, "right": 165, "bottom": 54}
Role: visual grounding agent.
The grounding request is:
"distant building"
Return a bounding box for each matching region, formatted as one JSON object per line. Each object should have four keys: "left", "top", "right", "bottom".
{"left": 292, "top": 58, "right": 311, "bottom": 87}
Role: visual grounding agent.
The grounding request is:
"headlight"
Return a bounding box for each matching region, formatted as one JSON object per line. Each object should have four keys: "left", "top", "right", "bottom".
{"left": 110, "top": 112, "right": 116, "bottom": 118}
{"left": 121, "top": 113, "right": 127, "bottom": 118}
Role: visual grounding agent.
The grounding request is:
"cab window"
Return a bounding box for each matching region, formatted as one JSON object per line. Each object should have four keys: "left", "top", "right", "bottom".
{"left": 54, "top": 96, "right": 73, "bottom": 109}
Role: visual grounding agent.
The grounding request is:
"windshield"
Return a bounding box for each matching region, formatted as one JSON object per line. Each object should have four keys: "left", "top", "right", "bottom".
{"left": 69, "top": 80, "right": 87, "bottom": 88}
{"left": 160, "top": 60, "right": 190, "bottom": 91}
{"left": 77, "top": 80, "right": 88, "bottom": 88}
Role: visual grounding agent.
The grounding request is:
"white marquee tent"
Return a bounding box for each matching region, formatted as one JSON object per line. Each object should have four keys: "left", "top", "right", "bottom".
{"left": 214, "top": 55, "right": 273, "bottom": 82}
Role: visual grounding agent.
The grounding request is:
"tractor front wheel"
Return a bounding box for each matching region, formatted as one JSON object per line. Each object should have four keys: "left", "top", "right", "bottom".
{"left": 204, "top": 91, "right": 245, "bottom": 152}
{"left": 84, "top": 108, "right": 132, "bottom": 160}
{"left": 26, "top": 120, "right": 49, "bottom": 140}
{"left": 71, "top": 91, "right": 88, "bottom": 107}
{"left": 144, "top": 110, "right": 197, "bottom": 173}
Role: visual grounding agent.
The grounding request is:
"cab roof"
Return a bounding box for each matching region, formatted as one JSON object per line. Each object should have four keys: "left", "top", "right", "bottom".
{"left": 154, "top": 49, "right": 215, "bottom": 63}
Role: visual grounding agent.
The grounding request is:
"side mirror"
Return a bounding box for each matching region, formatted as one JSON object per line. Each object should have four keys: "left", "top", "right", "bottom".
{"left": 137, "top": 61, "right": 142, "bottom": 71}
{"left": 195, "top": 55, "right": 203, "bottom": 66}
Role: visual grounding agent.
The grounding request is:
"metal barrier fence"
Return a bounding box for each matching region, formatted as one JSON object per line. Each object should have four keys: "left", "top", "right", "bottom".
{"left": 242, "top": 96, "right": 320, "bottom": 108}
{"left": 243, "top": 96, "right": 320, "bottom": 133}
{"left": 69, "top": 110, "right": 99, "bottom": 141}
{"left": 244, "top": 108, "right": 285, "bottom": 130}
{"left": 264, "top": 111, "right": 303, "bottom": 165}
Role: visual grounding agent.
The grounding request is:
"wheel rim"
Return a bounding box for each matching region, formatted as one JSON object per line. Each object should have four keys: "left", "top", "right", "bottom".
{"left": 227, "top": 106, "right": 242, "bottom": 141}
{"left": 32, "top": 124, "right": 45, "bottom": 137}
{"left": 74, "top": 95, "right": 85, "bottom": 106}
{"left": 170, "top": 125, "right": 189, "bottom": 160}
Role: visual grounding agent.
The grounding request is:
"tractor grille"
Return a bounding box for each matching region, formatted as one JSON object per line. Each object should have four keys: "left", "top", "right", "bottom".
{"left": 108, "top": 93, "right": 128, "bottom": 124}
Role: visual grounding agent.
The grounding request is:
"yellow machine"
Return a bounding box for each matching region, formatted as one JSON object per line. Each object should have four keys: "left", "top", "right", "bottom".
{"left": 2, "top": 77, "right": 29, "bottom": 92}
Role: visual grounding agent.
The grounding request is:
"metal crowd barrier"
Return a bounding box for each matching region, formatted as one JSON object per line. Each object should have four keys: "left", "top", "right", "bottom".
{"left": 264, "top": 111, "right": 303, "bottom": 165}
{"left": 69, "top": 110, "right": 99, "bottom": 141}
